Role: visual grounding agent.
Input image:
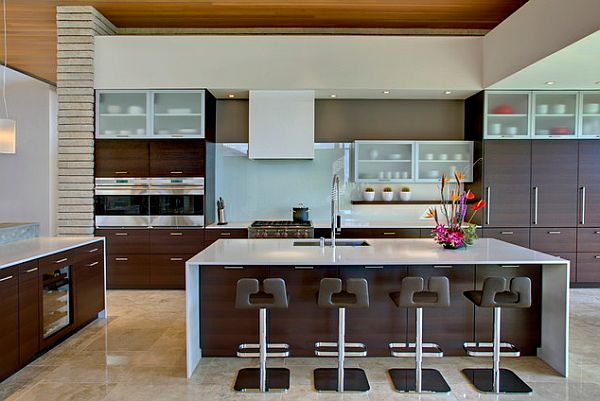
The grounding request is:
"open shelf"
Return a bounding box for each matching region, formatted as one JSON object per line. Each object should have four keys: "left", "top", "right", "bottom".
{"left": 352, "top": 199, "right": 476, "bottom": 205}
{"left": 487, "top": 114, "right": 528, "bottom": 117}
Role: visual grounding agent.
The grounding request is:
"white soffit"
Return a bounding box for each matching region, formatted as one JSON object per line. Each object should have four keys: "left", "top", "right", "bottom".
{"left": 483, "top": 0, "right": 600, "bottom": 88}
{"left": 489, "top": 30, "right": 600, "bottom": 90}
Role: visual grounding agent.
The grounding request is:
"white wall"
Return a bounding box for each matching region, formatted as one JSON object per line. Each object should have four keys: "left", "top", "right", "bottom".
{"left": 0, "top": 67, "right": 57, "bottom": 236}
{"left": 94, "top": 35, "right": 482, "bottom": 93}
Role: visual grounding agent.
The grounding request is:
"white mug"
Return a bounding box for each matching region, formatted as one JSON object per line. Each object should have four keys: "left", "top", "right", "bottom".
{"left": 491, "top": 123, "right": 502, "bottom": 135}
{"left": 386, "top": 171, "right": 393, "bottom": 179}
{"left": 394, "top": 172, "right": 401, "bottom": 179}
{"left": 402, "top": 171, "right": 409, "bottom": 179}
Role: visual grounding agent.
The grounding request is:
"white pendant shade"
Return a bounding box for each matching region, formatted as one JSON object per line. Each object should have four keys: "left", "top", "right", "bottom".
{"left": 0, "top": 118, "right": 16, "bottom": 154}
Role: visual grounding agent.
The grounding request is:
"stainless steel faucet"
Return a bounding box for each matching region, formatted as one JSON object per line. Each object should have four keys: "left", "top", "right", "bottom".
{"left": 331, "top": 174, "right": 341, "bottom": 247}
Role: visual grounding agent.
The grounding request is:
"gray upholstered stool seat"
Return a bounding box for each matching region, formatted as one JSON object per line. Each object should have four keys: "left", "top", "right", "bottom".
{"left": 314, "top": 278, "right": 370, "bottom": 393}
{"left": 388, "top": 276, "right": 451, "bottom": 394}
{"left": 234, "top": 278, "right": 290, "bottom": 393}
{"left": 462, "top": 277, "right": 533, "bottom": 395}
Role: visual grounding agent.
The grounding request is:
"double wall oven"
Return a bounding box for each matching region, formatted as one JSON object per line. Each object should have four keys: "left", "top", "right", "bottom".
{"left": 95, "top": 177, "right": 204, "bottom": 228}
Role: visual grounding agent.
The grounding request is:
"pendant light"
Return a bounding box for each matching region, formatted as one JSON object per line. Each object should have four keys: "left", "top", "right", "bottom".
{"left": 0, "top": 0, "right": 15, "bottom": 154}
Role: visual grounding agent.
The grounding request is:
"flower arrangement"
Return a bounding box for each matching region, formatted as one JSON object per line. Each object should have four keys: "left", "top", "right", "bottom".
{"left": 426, "top": 171, "right": 486, "bottom": 249}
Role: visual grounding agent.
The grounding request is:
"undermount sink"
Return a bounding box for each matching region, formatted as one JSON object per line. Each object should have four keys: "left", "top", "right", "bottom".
{"left": 293, "top": 240, "right": 370, "bottom": 247}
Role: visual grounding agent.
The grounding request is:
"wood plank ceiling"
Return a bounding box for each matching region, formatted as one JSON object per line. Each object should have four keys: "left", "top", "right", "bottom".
{"left": 2, "top": 0, "right": 528, "bottom": 84}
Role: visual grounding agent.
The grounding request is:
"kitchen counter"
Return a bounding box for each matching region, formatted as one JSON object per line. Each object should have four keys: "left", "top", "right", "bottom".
{"left": 185, "top": 238, "right": 569, "bottom": 379}
{"left": 205, "top": 220, "right": 468, "bottom": 229}
{"left": 0, "top": 236, "right": 104, "bottom": 270}
{"left": 0, "top": 223, "right": 39, "bottom": 245}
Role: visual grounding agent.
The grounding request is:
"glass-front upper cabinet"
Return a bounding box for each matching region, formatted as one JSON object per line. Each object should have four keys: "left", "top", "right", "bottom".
{"left": 532, "top": 91, "right": 578, "bottom": 139}
{"left": 415, "top": 141, "right": 474, "bottom": 183}
{"left": 97, "top": 91, "right": 148, "bottom": 138}
{"left": 354, "top": 141, "right": 414, "bottom": 183}
{"left": 580, "top": 92, "right": 600, "bottom": 139}
{"left": 153, "top": 91, "right": 204, "bottom": 138}
{"left": 96, "top": 90, "right": 206, "bottom": 139}
{"left": 484, "top": 91, "right": 531, "bottom": 139}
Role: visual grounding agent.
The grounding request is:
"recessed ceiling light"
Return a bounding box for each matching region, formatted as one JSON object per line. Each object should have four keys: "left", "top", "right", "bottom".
{"left": 330, "top": 94, "right": 337, "bottom": 98}
{"left": 444, "top": 91, "right": 452, "bottom": 95}
{"left": 545, "top": 81, "right": 555, "bottom": 85}
{"left": 382, "top": 90, "right": 390, "bottom": 94}
{"left": 228, "top": 94, "right": 235, "bottom": 98}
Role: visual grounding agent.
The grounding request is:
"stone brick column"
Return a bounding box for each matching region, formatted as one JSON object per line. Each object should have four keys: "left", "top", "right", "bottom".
{"left": 56, "top": 6, "right": 115, "bottom": 235}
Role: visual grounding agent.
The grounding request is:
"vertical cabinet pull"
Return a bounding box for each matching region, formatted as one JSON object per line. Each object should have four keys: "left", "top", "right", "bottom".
{"left": 532, "top": 187, "right": 539, "bottom": 225}
{"left": 581, "top": 186, "right": 586, "bottom": 225}
{"left": 485, "top": 186, "right": 491, "bottom": 225}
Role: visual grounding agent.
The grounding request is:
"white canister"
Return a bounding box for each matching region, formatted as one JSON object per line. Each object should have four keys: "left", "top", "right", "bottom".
{"left": 584, "top": 103, "right": 600, "bottom": 114}
{"left": 402, "top": 171, "right": 409, "bottom": 179}
{"left": 379, "top": 171, "right": 385, "bottom": 180}
{"left": 394, "top": 172, "right": 401, "bottom": 179}
{"left": 551, "top": 104, "right": 566, "bottom": 114}
{"left": 386, "top": 171, "right": 393, "bottom": 179}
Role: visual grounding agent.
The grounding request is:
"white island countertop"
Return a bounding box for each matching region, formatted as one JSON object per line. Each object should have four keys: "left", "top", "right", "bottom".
{"left": 187, "top": 238, "right": 565, "bottom": 267}
{"left": 0, "top": 236, "right": 104, "bottom": 270}
{"left": 205, "top": 220, "right": 461, "bottom": 229}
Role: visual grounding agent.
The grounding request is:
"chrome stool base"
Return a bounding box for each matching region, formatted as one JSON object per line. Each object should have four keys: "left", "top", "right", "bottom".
{"left": 234, "top": 368, "right": 290, "bottom": 393}
{"left": 314, "top": 368, "right": 370, "bottom": 392}
{"left": 389, "top": 368, "right": 450, "bottom": 393}
{"left": 462, "top": 368, "right": 532, "bottom": 394}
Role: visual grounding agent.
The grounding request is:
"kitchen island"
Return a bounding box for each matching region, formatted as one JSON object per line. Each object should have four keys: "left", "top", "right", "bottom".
{"left": 185, "top": 238, "right": 569, "bottom": 378}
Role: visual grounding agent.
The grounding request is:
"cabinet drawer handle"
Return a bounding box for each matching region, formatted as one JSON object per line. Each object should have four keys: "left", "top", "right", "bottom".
{"left": 595, "top": 256, "right": 600, "bottom": 260}
{"left": 220, "top": 232, "right": 231, "bottom": 236}
{"left": 224, "top": 266, "right": 243, "bottom": 269}
{"left": 170, "top": 232, "right": 183, "bottom": 236}
{"left": 115, "top": 171, "right": 128, "bottom": 175}
{"left": 115, "top": 233, "right": 128, "bottom": 236}
{"left": 115, "top": 257, "right": 128, "bottom": 261}
{"left": 25, "top": 267, "right": 38, "bottom": 273}
{"left": 170, "top": 171, "right": 183, "bottom": 174}
{"left": 294, "top": 266, "right": 314, "bottom": 269}
{"left": 548, "top": 231, "right": 561, "bottom": 235}
{"left": 383, "top": 232, "right": 396, "bottom": 236}
{"left": 86, "top": 261, "right": 99, "bottom": 267}
{"left": 170, "top": 257, "right": 184, "bottom": 261}
{"left": 501, "top": 265, "right": 520, "bottom": 268}
{"left": 500, "top": 232, "right": 514, "bottom": 235}
{"left": 595, "top": 231, "right": 600, "bottom": 235}
{"left": 433, "top": 265, "right": 453, "bottom": 269}
{"left": 0, "top": 275, "right": 14, "bottom": 282}
{"left": 365, "top": 266, "right": 384, "bottom": 269}
{"left": 88, "top": 248, "right": 99, "bottom": 253}
{"left": 55, "top": 258, "right": 68, "bottom": 264}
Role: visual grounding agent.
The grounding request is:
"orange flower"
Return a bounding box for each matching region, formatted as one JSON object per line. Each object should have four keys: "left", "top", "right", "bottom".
{"left": 451, "top": 191, "right": 459, "bottom": 202}
{"left": 454, "top": 171, "right": 465, "bottom": 182}
{"left": 425, "top": 207, "right": 436, "bottom": 219}
{"left": 465, "top": 190, "right": 475, "bottom": 200}
{"left": 441, "top": 175, "right": 450, "bottom": 184}
{"left": 471, "top": 199, "right": 487, "bottom": 211}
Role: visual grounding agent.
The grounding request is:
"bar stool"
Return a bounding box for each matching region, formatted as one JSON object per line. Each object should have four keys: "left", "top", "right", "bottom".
{"left": 462, "top": 276, "right": 533, "bottom": 394}
{"left": 314, "top": 278, "right": 370, "bottom": 392}
{"left": 388, "top": 276, "right": 451, "bottom": 393}
{"left": 234, "top": 278, "right": 290, "bottom": 392}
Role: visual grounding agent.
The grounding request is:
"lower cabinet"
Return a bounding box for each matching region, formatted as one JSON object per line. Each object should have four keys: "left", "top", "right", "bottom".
{"left": 107, "top": 254, "right": 150, "bottom": 289}
{"left": 74, "top": 252, "right": 105, "bottom": 326}
{"left": 481, "top": 228, "right": 530, "bottom": 248}
{"left": 474, "top": 265, "right": 541, "bottom": 356}
{"left": 0, "top": 267, "right": 19, "bottom": 381}
{"left": 18, "top": 261, "right": 40, "bottom": 366}
{"left": 150, "top": 254, "right": 194, "bottom": 289}
{"left": 576, "top": 253, "right": 600, "bottom": 283}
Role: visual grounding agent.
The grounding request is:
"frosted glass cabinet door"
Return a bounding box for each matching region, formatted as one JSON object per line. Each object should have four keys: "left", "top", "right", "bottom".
{"left": 532, "top": 92, "right": 578, "bottom": 139}
{"left": 354, "top": 141, "right": 414, "bottom": 182}
{"left": 96, "top": 92, "right": 148, "bottom": 138}
{"left": 580, "top": 92, "right": 600, "bottom": 139}
{"left": 153, "top": 91, "right": 204, "bottom": 138}
{"left": 484, "top": 91, "right": 531, "bottom": 139}
{"left": 416, "top": 141, "right": 473, "bottom": 182}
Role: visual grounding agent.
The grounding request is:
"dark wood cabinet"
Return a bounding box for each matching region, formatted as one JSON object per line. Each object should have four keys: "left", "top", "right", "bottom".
{"left": 73, "top": 253, "right": 105, "bottom": 326}
{"left": 150, "top": 254, "right": 194, "bottom": 289}
{"left": 18, "top": 261, "right": 40, "bottom": 366}
{"left": 407, "top": 265, "right": 475, "bottom": 356}
{"left": 530, "top": 228, "right": 577, "bottom": 253}
{"left": 95, "top": 140, "right": 150, "bottom": 177}
{"left": 200, "top": 266, "right": 268, "bottom": 356}
{"left": 339, "top": 228, "right": 421, "bottom": 239}
{"left": 149, "top": 140, "right": 205, "bottom": 177}
{"left": 577, "top": 228, "right": 600, "bottom": 253}
{"left": 205, "top": 229, "right": 248, "bottom": 244}
{"left": 149, "top": 229, "right": 205, "bottom": 254}
{"left": 578, "top": 140, "right": 600, "bottom": 227}
{"left": 474, "top": 264, "right": 541, "bottom": 355}
{"left": 531, "top": 140, "right": 579, "bottom": 228}
{"left": 481, "top": 228, "right": 530, "bottom": 248}
{"left": 95, "top": 229, "right": 149, "bottom": 255}
{"left": 576, "top": 253, "right": 600, "bottom": 283}
{"left": 269, "top": 266, "right": 340, "bottom": 356}
{"left": 482, "top": 140, "right": 532, "bottom": 227}
{"left": 0, "top": 266, "right": 19, "bottom": 381}
{"left": 106, "top": 254, "right": 150, "bottom": 289}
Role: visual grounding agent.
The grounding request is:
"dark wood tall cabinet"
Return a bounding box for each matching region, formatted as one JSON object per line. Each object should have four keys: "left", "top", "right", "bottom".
{"left": 0, "top": 267, "right": 19, "bottom": 381}
{"left": 578, "top": 141, "right": 600, "bottom": 227}
{"left": 530, "top": 140, "right": 579, "bottom": 228}
{"left": 482, "top": 140, "right": 531, "bottom": 227}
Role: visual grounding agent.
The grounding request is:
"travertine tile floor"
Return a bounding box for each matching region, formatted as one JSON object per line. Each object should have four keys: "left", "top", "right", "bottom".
{"left": 1, "top": 289, "right": 600, "bottom": 400}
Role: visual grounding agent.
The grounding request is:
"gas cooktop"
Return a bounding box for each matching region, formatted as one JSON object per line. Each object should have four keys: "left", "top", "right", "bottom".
{"left": 249, "top": 220, "right": 314, "bottom": 238}
{"left": 251, "top": 220, "right": 312, "bottom": 228}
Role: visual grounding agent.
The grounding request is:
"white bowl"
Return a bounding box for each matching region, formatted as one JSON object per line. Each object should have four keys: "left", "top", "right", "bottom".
{"left": 127, "top": 105, "right": 144, "bottom": 115}
{"left": 167, "top": 108, "right": 192, "bottom": 114}
{"left": 389, "top": 153, "right": 402, "bottom": 160}
{"left": 453, "top": 153, "right": 464, "bottom": 160}
{"left": 382, "top": 191, "right": 394, "bottom": 202}
{"left": 504, "top": 126, "right": 518, "bottom": 135}
{"left": 425, "top": 153, "right": 434, "bottom": 160}
{"left": 363, "top": 191, "right": 376, "bottom": 202}
{"left": 439, "top": 153, "right": 448, "bottom": 160}
{"left": 584, "top": 103, "right": 600, "bottom": 114}
{"left": 106, "top": 105, "right": 122, "bottom": 114}
{"left": 552, "top": 104, "right": 566, "bottom": 114}
{"left": 536, "top": 104, "right": 549, "bottom": 114}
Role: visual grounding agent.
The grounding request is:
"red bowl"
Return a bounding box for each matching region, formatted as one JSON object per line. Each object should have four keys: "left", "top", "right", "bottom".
{"left": 492, "top": 104, "right": 514, "bottom": 114}
{"left": 550, "top": 127, "right": 572, "bottom": 135}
